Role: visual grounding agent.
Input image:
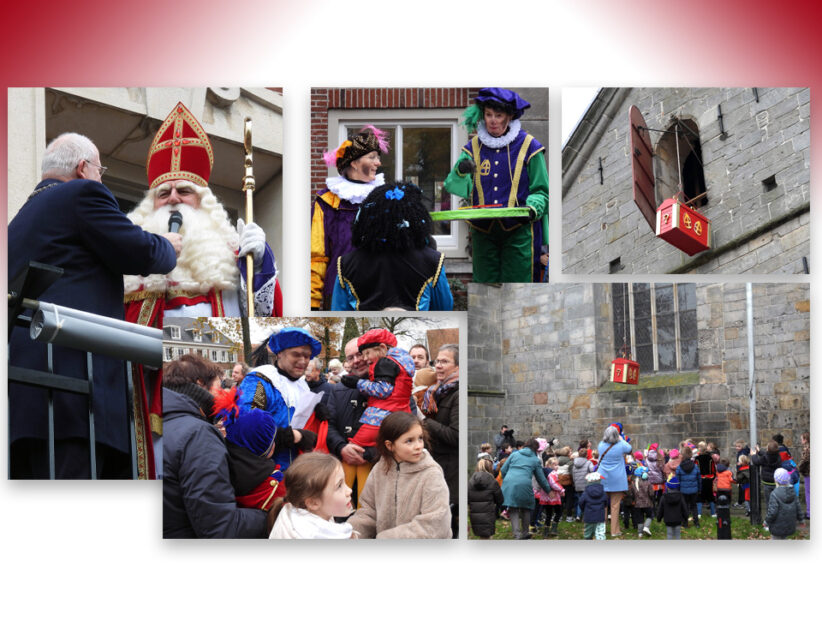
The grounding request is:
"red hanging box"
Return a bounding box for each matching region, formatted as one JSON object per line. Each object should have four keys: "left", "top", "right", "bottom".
{"left": 610, "top": 357, "right": 639, "bottom": 385}
{"left": 655, "top": 195, "right": 711, "bottom": 256}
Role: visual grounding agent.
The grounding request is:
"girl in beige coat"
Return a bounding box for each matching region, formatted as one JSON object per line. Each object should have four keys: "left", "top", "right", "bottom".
{"left": 348, "top": 412, "right": 451, "bottom": 538}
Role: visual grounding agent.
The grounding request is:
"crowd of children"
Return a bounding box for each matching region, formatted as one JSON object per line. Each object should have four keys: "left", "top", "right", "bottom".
{"left": 469, "top": 429, "right": 809, "bottom": 540}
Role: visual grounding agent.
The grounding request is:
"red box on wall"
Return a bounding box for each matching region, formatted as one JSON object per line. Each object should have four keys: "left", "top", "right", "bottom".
{"left": 655, "top": 197, "right": 711, "bottom": 256}
{"left": 610, "top": 358, "right": 639, "bottom": 384}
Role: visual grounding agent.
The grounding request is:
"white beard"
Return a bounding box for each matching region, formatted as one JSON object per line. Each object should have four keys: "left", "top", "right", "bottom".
{"left": 124, "top": 200, "right": 240, "bottom": 296}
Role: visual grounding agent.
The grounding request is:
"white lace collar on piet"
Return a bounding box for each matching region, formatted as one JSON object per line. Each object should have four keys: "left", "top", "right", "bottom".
{"left": 476, "top": 118, "right": 522, "bottom": 148}
{"left": 326, "top": 172, "right": 385, "bottom": 204}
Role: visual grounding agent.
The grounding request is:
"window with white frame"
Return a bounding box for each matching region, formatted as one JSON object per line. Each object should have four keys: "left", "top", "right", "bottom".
{"left": 612, "top": 283, "right": 697, "bottom": 373}
{"left": 211, "top": 350, "right": 218, "bottom": 361}
{"left": 331, "top": 109, "right": 468, "bottom": 256}
{"left": 164, "top": 346, "right": 173, "bottom": 362}
{"left": 168, "top": 325, "right": 181, "bottom": 340}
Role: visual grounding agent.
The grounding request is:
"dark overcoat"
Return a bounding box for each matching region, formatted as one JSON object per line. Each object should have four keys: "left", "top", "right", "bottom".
{"left": 8, "top": 178, "right": 176, "bottom": 454}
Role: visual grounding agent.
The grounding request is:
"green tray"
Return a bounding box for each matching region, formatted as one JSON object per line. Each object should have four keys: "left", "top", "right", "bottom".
{"left": 430, "top": 206, "right": 530, "bottom": 221}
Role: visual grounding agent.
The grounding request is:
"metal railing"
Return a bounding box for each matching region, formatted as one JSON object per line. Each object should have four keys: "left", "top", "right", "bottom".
{"left": 8, "top": 262, "right": 162, "bottom": 479}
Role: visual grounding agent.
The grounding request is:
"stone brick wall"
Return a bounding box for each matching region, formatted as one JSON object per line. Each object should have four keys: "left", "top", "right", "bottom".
{"left": 562, "top": 88, "right": 810, "bottom": 274}
{"left": 467, "top": 283, "right": 809, "bottom": 464}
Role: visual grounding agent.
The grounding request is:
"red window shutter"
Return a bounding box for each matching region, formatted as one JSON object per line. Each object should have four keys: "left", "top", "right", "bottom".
{"left": 629, "top": 105, "right": 656, "bottom": 230}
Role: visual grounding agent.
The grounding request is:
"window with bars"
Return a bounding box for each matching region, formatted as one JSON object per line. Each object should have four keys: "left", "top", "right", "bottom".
{"left": 612, "top": 283, "right": 698, "bottom": 373}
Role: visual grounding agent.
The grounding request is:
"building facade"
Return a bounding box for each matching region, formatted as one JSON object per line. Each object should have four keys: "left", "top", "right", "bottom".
{"left": 163, "top": 318, "right": 241, "bottom": 381}
{"left": 467, "top": 283, "right": 809, "bottom": 463}
{"left": 562, "top": 87, "right": 810, "bottom": 274}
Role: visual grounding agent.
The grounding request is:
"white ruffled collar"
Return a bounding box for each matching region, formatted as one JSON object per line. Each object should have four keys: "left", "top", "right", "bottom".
{"left": 326, "top": 172, "right": 385, "bottom": 204}
{"left": 476, "top": 118, "right": 521, "bottom": 148}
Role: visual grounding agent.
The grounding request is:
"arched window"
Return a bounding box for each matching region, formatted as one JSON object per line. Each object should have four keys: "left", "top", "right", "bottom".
{"left": 654, "top": 118, "right": 707, "bottom": 208}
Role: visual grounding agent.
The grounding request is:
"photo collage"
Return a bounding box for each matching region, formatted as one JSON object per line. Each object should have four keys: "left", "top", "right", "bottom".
{"left": 7, "top": 86, "right": 810, "bottom": 542}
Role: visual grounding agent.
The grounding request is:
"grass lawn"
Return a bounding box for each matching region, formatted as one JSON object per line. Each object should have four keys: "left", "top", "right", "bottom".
{"left": 469, "top": 508, "right": 810, "bottom": 540}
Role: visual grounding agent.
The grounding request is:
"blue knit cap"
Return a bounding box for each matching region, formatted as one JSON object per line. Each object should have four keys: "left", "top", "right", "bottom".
{"left": 267, "top": 327, "right": 321, "bottom": 359}
{"left": 666, "top": 475, "right": 680, "bottom": 490}
{"left": 224, "top": 408, "right": 277, "bottom": 457}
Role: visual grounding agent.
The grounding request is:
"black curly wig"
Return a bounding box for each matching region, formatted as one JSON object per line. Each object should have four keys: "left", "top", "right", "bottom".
{"left": 351, "top": 181, "right": 433, "bottom": 253}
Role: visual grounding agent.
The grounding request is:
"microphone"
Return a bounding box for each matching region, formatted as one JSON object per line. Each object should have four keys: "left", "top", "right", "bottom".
{"left": 168, "top": 210, "right": 183, "bottom": 233}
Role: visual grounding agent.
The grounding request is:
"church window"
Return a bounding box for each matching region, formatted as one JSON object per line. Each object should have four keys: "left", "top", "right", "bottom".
{"left": 612, "top": 283, "right": 697, "bottom": 373}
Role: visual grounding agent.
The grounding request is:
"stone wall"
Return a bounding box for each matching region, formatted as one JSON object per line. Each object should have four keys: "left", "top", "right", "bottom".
{"left": 562, "top": 88, "right": 810, "bottom": 274}
{"left": 467, "top": 283, "right": 809, "bottom": 464}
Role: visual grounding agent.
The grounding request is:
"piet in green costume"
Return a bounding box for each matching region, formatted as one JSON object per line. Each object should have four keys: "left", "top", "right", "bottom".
{"left": 444, "top": 88, "right": 549, "bottom": 283}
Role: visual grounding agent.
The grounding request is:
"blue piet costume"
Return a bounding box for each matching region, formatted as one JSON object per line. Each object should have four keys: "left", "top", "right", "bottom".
{"left": 444, "top": 88, "right": 549, "bottom": 283}
{"left": 233, "top": 328, "right": 322, "bottom": 473}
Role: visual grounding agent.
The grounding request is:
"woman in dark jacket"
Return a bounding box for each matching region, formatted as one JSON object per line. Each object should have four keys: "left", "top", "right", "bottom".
{"left": 422, "top": 344, "right": 460, "bottom": 537}
{"left": 468, "top": 459, "right": 503, "bottom": 538}
{"left": 163, "top": 356, "right": 269, "bottom": 538}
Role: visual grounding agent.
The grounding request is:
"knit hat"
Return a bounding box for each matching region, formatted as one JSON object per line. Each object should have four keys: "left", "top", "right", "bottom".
{"left": 224, "top": 407, "right": 278, "bottom": 457}
{"left": 323, "top": 125, "right": 389, "bottom": 172}
{"left": 358, "top": 328, "right": 397, "bottom": 352}
{"left": 267, "top": 327, "right": 322, "bottom": 359}
{"left": 669, "top": 449, "right": 680, "bottom": 459}
{"left": 774, "top": 468, "right": 792, "bottom": 486}
{"left": 635, "top": 466, "right": 649, "bottom": 480}
{"left": 666, "top": 475, "right": 680, "bottom": 490}
{"left": 634, "top": 451, "right": 644, "bottom": 461}
{"left": 585, "top": 472, "right": 603, "bottom": 484}
{"left": 649, "top": 443, "right": 659, "bottom": 451}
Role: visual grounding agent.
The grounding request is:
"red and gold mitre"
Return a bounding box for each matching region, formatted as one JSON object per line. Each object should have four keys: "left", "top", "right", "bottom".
{"left": 147, "top": 102, "right": 214, "bottom": 189}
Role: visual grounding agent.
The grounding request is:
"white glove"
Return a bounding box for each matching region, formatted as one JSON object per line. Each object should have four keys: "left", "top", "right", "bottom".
{"left": 237, "top": 219, "right": 266, "bottom": 271}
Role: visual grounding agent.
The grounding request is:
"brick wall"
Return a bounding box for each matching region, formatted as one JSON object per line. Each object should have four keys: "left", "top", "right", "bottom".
{"left": 467, "top": 283, "right": 809, "bottom": 464}
{"left": 562, "top": 87, "right": 810, "bottom": 274}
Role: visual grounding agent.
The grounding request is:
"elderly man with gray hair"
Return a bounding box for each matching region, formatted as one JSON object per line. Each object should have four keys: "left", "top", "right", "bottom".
{"left": 8, "top": 132, "right": 180, "bottom": 479}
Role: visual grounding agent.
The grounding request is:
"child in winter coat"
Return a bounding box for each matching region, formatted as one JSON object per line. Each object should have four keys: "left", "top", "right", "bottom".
{"left": 752, "top": 440, "right": 782, "bottom": 521}
{"left": 579, "top": 471, "right": 608, "bottom": 540}
{"left": 340, "top": 329, "right": 415, "bottom": 449}
{"left": 765, "top": 468, "right": 805, "bottom": 539}
{"left": 695, "top": 442, "right": 716, "bottom": 517}
{"left": 572, "top": 450, "right": 595, "bottom": 520}
{"left": 536, "top": 456, "right": 565, "bottom": 537}
{"left": 714, "top": 457, "right": 735, "bottom": 503}
{"left": 646, "top": 443, "right": 665, "bottom": 508}
{"left": 736, "top": 454, "right": 751, "bottom": 515}
{"left": 663, "top": 448, "right": 682, "bottom": 481}
{"left": 656, "top": 475, "right": 689, "bottom": 539}
{"left": 468, "top": 458, "right": 503, "bottom": 539}
{"left": 632, "top": 466, "right": 655, "bottom": 538}
{"left": 621, "top": 470, "right": 635, "bottom": 531}
{"left": 347, "top": 412, "right": 451, "bottom": 538}
{"left": 676, "top": 446, "right": 701, "bottom": 528}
